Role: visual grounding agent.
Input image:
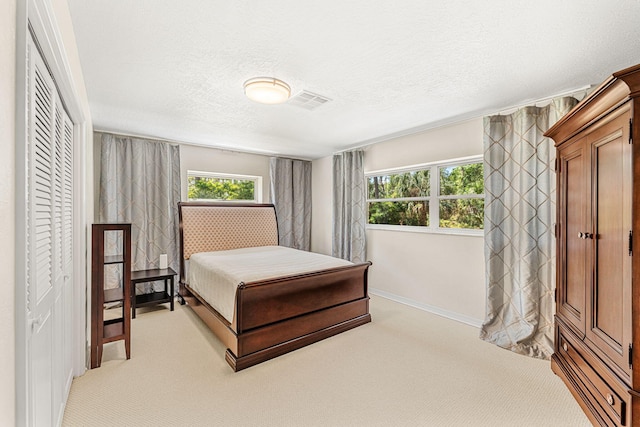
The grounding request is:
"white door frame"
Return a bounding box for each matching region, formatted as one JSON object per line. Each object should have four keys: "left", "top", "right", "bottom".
{"left": 15, "top": 0, "right": 90, "bottom": 424}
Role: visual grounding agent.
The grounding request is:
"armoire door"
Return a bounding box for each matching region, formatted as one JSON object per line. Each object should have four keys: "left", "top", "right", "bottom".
{"left": 557, "top": 136, "right": 589, "bottom": 336}
{"left": 586, "top": 109, "right": 633, "bottom": 379}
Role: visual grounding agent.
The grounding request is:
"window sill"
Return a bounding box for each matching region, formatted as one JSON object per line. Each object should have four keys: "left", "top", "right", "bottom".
{"left": 366, "top": 224, "right": 484, "bottom": 237}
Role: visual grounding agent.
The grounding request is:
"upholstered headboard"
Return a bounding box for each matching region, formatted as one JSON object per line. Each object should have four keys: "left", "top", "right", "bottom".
{"left": 179, "top": 202, "right": 279, "bottom": 260}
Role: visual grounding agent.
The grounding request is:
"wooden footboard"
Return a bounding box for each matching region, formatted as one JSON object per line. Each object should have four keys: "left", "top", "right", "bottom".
{"left": 180, "top": 261, "right": 371, "bottom": 371}
{"left": 229, "top": 300, "right": 371, "bottom": 371}
{"left": 236, "top": 263, "right": 370, "bottom": 332}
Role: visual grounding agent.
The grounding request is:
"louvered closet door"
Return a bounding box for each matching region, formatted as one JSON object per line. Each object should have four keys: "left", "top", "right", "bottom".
{"left": 26, "top": 32, "right": 74, "bottom": 427}
{"left": 61, "top": 110, "right": 74, "bottom": 394}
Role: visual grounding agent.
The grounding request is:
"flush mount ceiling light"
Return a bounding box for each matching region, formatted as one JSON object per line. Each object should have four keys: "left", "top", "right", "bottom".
{"left": 243, "top": 77, "right": 291, "bottom": 104}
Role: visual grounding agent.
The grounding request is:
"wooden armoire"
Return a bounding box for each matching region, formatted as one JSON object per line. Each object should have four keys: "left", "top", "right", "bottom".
{"left": 545, "top": 64, "right": 640, "bottom": 426}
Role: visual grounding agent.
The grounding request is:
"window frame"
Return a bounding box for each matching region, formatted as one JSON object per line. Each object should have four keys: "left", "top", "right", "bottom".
{"left": 186, "top": 170, "right": 263, "bottom": 203}
{"left": 366, "top": 155, "right": 484, "bottom": 236}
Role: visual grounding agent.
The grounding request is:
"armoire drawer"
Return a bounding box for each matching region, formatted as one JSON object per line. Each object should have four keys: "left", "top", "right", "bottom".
{"left": 558, "top": 329, "right": 628, "bottom": 426}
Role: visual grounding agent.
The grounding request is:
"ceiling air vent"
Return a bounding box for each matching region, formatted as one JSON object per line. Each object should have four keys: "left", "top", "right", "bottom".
{"left": 288, "top": 90, "right": 332, "bottom": 111}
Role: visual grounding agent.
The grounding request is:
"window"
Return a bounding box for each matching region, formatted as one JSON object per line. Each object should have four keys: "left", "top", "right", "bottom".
{"left": 187, "top": 171, "right": 262, "bottom": 203}
{"left": 366, "top": 156, "right": 484, "bottom": 233}
{"left": 368, "top": 170, "right": 431, "bottom": 226}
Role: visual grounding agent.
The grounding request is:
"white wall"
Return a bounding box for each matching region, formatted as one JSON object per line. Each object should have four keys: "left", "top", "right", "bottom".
{"left": 311, "top": 119, "right": 486, "bottom": 325}
{"left": 311, "top": 156, "right": 333, "bottom": 255}
{"left": 1, "top": 1, "right": 17, "bottom": 424}
{"left": 364, "top": 119, "right": 485, "bottom": 325}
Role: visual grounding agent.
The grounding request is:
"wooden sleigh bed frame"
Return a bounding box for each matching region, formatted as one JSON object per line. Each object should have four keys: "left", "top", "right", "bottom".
{"left": 178, "top": 202, "right": 372, "bottom": 371}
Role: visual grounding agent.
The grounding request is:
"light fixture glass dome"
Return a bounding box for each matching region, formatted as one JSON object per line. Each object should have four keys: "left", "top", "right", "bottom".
{"left": 243, "top": 77, "right": 291, "bottom": 104}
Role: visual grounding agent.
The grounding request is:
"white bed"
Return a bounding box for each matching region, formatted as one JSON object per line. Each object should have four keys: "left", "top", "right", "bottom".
{"left": 178, "top": 202, "right": 372, "bottom": 371}
{"left": 189, "top": 245, "right": 353, "bottom": 323}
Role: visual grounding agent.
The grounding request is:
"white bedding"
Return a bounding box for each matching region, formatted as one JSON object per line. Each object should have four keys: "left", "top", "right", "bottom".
{"left": 188, "top": 245, "right": 353, "bottom": 323}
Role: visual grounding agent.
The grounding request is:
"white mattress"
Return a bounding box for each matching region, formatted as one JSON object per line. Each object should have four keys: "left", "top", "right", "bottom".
{"left": 188, "top": 245, "right": 353, "bottom": 323}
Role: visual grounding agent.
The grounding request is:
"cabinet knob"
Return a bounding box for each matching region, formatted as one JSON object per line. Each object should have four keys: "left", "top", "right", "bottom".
{"left": 607, "top": 394, "right": 614, "bottom": 406}
{"left": 578, "top": 232, "right": 584, "bottom": 239}
{"left": 562, "top": 343, "right": 568, "bottom": 352}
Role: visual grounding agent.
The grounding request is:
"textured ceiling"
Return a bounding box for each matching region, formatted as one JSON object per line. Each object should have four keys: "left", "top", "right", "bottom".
{"left": 67, "top": 0, "right": 640, "bottom": 159}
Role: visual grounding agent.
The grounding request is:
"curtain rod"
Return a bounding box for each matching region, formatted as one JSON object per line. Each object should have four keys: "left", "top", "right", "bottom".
{"left": 94, "top": 128, "right": 309, "bottom": 160}
{"left": 493, "top": 84, "right": 592, "bottom": 116}
{"left": 96, "top": 128, "right": 187, "bottom": 146}
{"left": 333, "top": 84, "right": 593, "bottom": 155}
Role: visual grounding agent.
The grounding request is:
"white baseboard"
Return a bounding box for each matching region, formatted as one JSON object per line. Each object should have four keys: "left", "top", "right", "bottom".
{"left": 369, "top": 287, "right": 484, "bottom": 328}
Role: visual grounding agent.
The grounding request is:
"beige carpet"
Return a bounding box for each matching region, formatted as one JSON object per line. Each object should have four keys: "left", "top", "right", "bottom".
{"left": 63, "top": 295, "right": 590, "bottom": 426}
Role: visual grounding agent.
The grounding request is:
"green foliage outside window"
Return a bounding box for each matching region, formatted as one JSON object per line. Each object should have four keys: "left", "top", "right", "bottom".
{"left": 368, "top": 170, "right": 430, "bottom": 199}
{"left": 439, "top": 163, "right": 484, "bottom": 229}
{"left": 369, "top": 201, "right": 429, "bottom": 226}
{"left": 367, "top": 162, "right": 484, "bottom": 230}
{"left": 368, "top": 170, "right": 430, "bottom": 226}
{"left": 439, "top": 163, "right": 484, "bottom": 196}
{"left": 439, "top": 199, "right": 484, "bottom": 229}
{"left": 187, "top": 176, "right": 255, "bottom": 201}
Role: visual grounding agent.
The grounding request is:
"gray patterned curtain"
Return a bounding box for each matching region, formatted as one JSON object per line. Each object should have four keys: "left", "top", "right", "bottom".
{"left": 99, "top": 133, "right": 181, "bottom": 292}
{"left": 269, "top": 157, "right": 312, "bottom": 251}
{"left": 480, "top": 97, "right": 578, "bottom": 359}
{"left": 332, "top": 150, "right": 366, "bottom": 263}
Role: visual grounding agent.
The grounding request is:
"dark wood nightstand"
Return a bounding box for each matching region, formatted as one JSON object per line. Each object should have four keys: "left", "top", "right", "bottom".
{"left": 131, "top": 267, "right": 176, "bottom": 318}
